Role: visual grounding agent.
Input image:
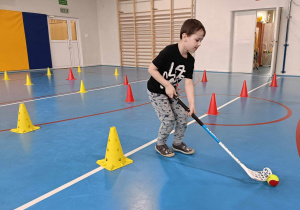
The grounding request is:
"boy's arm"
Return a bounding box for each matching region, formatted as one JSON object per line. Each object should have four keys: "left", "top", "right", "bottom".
{"left": 185, "top": 78, "right": 195, "bottom": 116}
{"left": 148, "top": 63, "right": 176, "bottom": 98}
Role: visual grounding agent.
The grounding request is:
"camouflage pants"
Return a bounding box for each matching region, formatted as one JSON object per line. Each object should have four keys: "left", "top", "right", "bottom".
{"left": 147, "top": 90, "right": 188, "bottom": 146}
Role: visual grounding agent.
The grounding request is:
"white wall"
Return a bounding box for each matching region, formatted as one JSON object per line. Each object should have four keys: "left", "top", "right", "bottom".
{"left": 195, "top": 0, "right": 300, "bottom": 76}
{"left": 96, "top": 0, "right": 120, "bottom": 66}
{"left": 96, "top": 0, "right": 300, "bottom": 76}
{"left": 0, "top": 0, "right": 102, "bottom": 67}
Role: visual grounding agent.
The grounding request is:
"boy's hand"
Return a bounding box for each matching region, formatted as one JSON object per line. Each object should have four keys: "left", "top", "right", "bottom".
{"left": 165, "top": 84, "right": 177, "bottom": 98}
{"left": 188, "top": 104, "right": 196, "bottom": 116}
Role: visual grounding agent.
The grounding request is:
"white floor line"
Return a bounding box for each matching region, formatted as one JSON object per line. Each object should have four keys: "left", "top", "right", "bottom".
{"left": 248, "top": 79, "right": 276, "bottom": 93}
{"left": 15, "top": 167, "right": 104, "bottom": 210}
{"left": 14, "top": 78, "right": 277, "bottom": 210}
{"left": 0, "top": 80, "right": 147, "bottom": 108}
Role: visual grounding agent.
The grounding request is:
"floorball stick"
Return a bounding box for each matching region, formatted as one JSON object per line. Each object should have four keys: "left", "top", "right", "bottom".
{"left": 175, "top": 96, "right": 272, "bottom": 181}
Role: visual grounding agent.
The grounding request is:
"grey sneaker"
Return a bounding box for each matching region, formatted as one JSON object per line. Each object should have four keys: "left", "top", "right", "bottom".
{"left": 155, "top": 144, "right": 175, "bottom": 157}
{"left": 172, "top": 142, "right": 195, "bottom": 155}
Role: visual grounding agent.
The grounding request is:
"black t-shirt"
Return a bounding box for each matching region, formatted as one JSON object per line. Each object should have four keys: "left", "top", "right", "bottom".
{"left": 147, "top": 43, "right": 195, "bottom": 94}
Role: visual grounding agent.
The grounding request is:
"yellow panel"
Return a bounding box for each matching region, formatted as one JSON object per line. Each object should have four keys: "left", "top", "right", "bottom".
{"left": 0, "top": 10, "right": 29, "bottom": 71}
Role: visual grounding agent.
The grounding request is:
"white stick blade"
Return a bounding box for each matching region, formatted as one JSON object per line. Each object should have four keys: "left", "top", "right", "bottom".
{"left": 245, "top": 167, "right": 272, "bottom": 181}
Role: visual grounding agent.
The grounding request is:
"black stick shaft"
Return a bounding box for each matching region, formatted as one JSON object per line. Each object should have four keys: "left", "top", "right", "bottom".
{"left": 175, "top": 97, "right": 204, "bottom": 126}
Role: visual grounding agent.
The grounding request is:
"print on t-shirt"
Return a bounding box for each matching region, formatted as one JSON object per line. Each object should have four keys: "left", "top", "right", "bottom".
{"left": 147, "top": 44, "right": 194, "bottom": 94}
{"left": 160, "top": 62, "right": 186, "bottom": 89}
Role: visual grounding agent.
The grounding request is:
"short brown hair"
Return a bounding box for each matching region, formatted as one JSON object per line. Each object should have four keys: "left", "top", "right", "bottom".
{"left": 180, "top": 19, "right": 206, "bottom": 39}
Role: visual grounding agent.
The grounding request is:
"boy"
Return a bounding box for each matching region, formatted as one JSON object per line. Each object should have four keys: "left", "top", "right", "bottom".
{"left": 147, "top": 19, "right": 206, "bottom": 157}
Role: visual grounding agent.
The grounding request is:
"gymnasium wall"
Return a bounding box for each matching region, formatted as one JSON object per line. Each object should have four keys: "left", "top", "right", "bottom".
{"left": 97, "top": 0, "right": 299, "bottom": 76}
{"left": 96, "top": 0, "right": 119, "bottom": 66}
{"left": 1, "top": 0, "right": 298, "bottom": 75}
{"left": 96, "top": 0, "right": 192, "bottom": 67}
{"left": 0, "top": 0, "right": 102, "bottom": 69}
{"left": 195, "top": 0, "right": 300, "bottom": 76}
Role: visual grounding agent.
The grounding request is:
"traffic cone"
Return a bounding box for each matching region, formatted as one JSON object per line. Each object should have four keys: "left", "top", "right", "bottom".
{"left": 11, "top": 103, "right": 40, "bottom": 134}
{"left": 47, "top": 67, "right": 52, "bottom": 76}
{"left": 125, "top": 84, "right": 135, "bottom": 102}
{"left": 123, "top": 75, "right": 128, "bottom": 85}
{"left": 207, "top": 93, "right": 220, "bottom": 115}
{"left": 66, "top": 68, "right": 77, "bottom": 80}
{"left": 78, "top": 66, "right": 82, "bottom": 73}
{"left": 25, "top": 74, "right": 33, "bottom": 85}
{"left": 96, "top": 126, "right": 133, "bottom": 171}
{"left": 3, "top": 71, "right": 10, "bottom": 80}
{"left": 270, "top": 73, "right": 278, "bottom": 87}
{"left": 115, "top": 68, "right": 119, "bottom": 76}
{"left": 240, "top": 80, "right": 248, "bottom": 97}
{"left": 78, "top": 80, "right": 87, "bottom": 93}
{"left": 47, "top": 75, "right": 51, "bottom": 83}
{"left": 202, "top": 70, "right": 208, "bottom": 82}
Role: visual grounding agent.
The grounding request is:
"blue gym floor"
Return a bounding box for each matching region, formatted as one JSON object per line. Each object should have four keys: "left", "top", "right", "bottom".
{"left": 1, "top": 66, "right": 300, "bottom": 210}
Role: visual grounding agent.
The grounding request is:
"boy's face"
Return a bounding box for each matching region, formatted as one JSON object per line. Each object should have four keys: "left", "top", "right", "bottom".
{"left": 183, "top": 29, "right": 205, "bottom": 53}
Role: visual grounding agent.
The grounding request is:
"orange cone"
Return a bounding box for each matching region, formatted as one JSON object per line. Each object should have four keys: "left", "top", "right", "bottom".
{"left": 66, "top": 68, "right": 77, "bottom": 80}
{"left": 207, "top": 93, "right": 219, "bottom": 115}
{"left": 123, "top": 75, "right": 128, "bottom": 85}
{"left": 270, "top": 73, "right": 278, "bottom": 87}
{"left": 125, "top": 84, "right": 135, "bottom": 102}
{"left": 240, "top": 80, "right": 248, "bottom": 97}
{"left": 202, "top": 70, "right": 208, "bottom": 82}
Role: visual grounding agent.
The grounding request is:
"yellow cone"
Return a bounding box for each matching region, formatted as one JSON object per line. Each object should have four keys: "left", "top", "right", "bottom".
{"left": 3, "top": 71, "right": 10, "bottom": 80}
{"left": 78, "top": 66, "right": 82, "bottom": 73}
{"left": 97, "top": 127, "right": 133, "bottom": 171}
{"left": 47, "top": 67, "right": 52, "bottom": 76}
{"left": 114, "top": 68, "right": 118, "bottom": 76}
{"left": 11, "top": 103, "right": 40, "bottom": 134}
{"left": 25, "top": 74, "right": 33, "bottom": 85}
{"left": 78, "top": 80, "right": 87, "bottom": 93}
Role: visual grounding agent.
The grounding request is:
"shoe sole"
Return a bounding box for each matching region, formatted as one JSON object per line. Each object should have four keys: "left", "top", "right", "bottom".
{"left": 172, "top": 146, "right": 195, "bottom": 155}
{"left": 155, "top": 146, "right": 175, "bottom": 157}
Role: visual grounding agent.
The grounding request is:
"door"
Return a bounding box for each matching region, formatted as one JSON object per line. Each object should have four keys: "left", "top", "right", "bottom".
{"left": 48, "top": 17, "right": 81, "bottom": 68}
{"left": 231, "top": 11, "right": 257, "bottom": 73}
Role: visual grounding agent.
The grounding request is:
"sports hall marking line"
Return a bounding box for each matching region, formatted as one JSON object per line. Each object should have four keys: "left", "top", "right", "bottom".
{"left": 15, "top": 78, "right": 277, "bottom": 210}
{"left": 15, "top": 167, "right": 105, "bottom": 210}
{"left": 0, "top": 102, "right": 152, "bottom": 132}
{"left": 188, "top": 77, "right": 280, "bottom": 123}
{"left": 2, "top": 77, "right": 200, "bottom": 132}
{"left": 204, "top": 95, "right": 292, "bottom": 126}
{"left": 0, "top": 79, "right": 147, "bottom": 108}
{"left": 1, "top": 71, "right": 196, "bottom": 106}
{"left": 1, "top": 76, "right": 199, "bottom": 132}
{"left": 0, "top": 79, "right": 147, "bottom": 106}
